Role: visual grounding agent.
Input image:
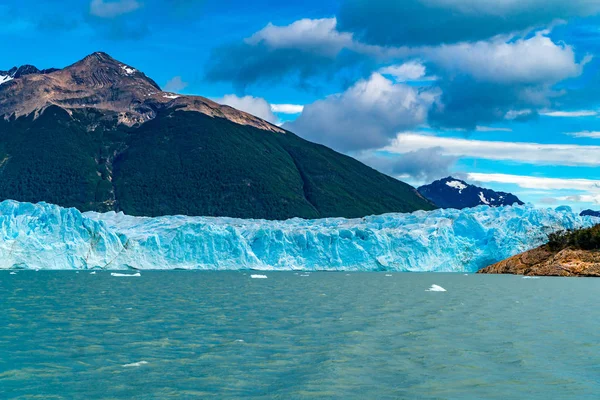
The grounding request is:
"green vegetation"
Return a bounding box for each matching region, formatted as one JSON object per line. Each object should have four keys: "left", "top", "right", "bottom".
{"left": 0, "top": 106, "right": 435, "bottom": 219}
{"left": 547, "top": 225, "right": 600, "bottom": 252}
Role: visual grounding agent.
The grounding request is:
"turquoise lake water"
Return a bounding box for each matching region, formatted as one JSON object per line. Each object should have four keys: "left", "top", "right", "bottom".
{"left": 1, "top": 271, "right": 600, "bottom": 399}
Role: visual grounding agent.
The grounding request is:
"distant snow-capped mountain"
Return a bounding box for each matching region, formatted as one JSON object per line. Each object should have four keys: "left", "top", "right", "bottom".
{"left": 580, "top": 209, "right": 600, "bottom": 218}
{"left": 0, "top": 65, "right": 59, "bottom": 85}
{"left": 418, "top": 177, "right": 524, "bottom": 209}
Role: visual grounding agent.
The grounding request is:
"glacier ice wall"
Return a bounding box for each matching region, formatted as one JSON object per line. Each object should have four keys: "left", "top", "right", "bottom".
{"left": 0, "top": 200, "right": 594, "bottom": 271}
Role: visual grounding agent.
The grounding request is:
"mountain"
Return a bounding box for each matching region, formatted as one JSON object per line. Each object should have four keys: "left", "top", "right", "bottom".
{"left": 581, "top": 210, "right": 600, "bottom": 218}
{"left": 418, "top": 176, "right": 524, "bottom": 209}
{"left": 0, "top": 52, "right": 435, "bottom": 219}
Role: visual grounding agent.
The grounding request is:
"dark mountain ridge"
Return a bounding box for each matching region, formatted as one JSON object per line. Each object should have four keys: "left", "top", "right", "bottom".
{"left": 418, "top": 176, "right": 523, "bottom": 209}
{"left": 581, "top": 209, "right": 600, "bottom": 218}
{"left": 0, "top": 52, "right": 435, "bottom": 219}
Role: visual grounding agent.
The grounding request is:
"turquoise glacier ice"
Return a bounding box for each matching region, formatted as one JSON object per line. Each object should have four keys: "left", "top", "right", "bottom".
{"left": 0, "top": 200, "right": 595, "bottom": 271}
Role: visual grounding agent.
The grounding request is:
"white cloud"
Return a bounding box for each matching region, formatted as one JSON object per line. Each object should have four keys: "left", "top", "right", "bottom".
{"left": 244, "top": 17, "right": 407, "bottom": 60}
{"left": 378, "top": 61, "right": 436, "bottom": 82}
{"left": 427, "top": 32, "right": 589, "bottom": 84}
{"left": 504, "top": 109, "right": 535, "bottom": 120}
{"left": 246, "top": 18, "right": 354, "bottom": 58}
{"left": 467, "top": 173, "right": 600, "bottom": 191}
{"left": 468, "top": 173, "right": 600, "bottom": 205}
{"left": 285, "top": 73, "right": 438, "bottom": 151}
{"left": 385, "top": 133, "right": 600, "bottom": 166}
{"left": 216, "top": 94, "right": 277, "bottom": 124}
{"left": 271, "top": 104, "right": 304, "bottom": 114}
{"left": 566, "top": 131, "right": 600, "bottom": 138}
{"left": 558, "top": 194, "right": 600, "bottom": 204}
{"left": 90, "top": 0, "right": 141, "bottom": 18}
{"left": 475, "top": 126, "right": 513, "bottom": 132}
{"left": 163, "top": 76, "right": 188, "bottom": 93}
{"left": 541, "top": 110, "right": 598, "bottom": 117}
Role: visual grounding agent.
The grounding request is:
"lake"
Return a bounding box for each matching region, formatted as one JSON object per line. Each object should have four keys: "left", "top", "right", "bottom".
{"left": 1, "top": 271, "right": 599, "bottom": 399}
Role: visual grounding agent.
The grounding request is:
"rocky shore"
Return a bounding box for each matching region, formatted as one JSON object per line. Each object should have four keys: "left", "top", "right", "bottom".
{"left": 478, "top": 246, "right": 600, "bottom": 277}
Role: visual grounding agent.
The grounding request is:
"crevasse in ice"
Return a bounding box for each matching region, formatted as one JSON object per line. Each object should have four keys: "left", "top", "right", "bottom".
{"left": 0, "top": 200, "right": 594, "bottom": 271}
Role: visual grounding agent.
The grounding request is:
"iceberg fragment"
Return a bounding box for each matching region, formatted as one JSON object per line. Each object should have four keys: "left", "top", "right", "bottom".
{"left": 111, "top": 272, "right": 141, "bottom": 277}
{"left": 0, "top": 200, "right": 593, "bottom": 272}
{"left": 426, "top": 284, "right": 447, "bottom": 292}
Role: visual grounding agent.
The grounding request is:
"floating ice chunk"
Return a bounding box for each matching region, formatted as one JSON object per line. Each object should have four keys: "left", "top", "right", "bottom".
{"left": 299, "top": 274, "right": 310, "bottom": 277}
{"left": 10, "top": 271, "right": 16, "bottom": 275}
{"left": 123, "top": 361, "right": 148, "bottom": 367}
{"left": 90, "top": 271, "right": 96, "bottom": 275}
{"left": 385, "top": 274, "right": 393, "bottom": 277}
{"left": 522, "top": 276, "right": 540, "bottom": 279}
{"left": 251, "top": 274, "right": 268, "bottom": 279}
{"left": 426, "top": 284, "right": 447, "bottom": 292}
{"left": 111, "top": 272, "right": 141, "bottom": 277}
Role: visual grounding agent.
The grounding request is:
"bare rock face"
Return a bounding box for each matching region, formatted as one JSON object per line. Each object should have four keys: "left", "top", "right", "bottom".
{"left": 0, "top": 52, "right": 283, "bottom": 132}
{"left": 478, "top": 246, "right": 600, "bottom": 277}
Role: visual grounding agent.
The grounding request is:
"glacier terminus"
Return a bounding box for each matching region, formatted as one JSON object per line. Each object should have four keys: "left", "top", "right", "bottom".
{"left": 0, "top": 201, "right": 594, "bottom": 272}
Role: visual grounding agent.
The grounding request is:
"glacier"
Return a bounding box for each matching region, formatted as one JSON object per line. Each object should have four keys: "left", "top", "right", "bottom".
{"left": 0, "top": 200, "right": 595, "bottom": 272}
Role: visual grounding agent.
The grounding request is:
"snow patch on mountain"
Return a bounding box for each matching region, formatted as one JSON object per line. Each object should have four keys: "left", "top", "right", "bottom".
{"left": 0, "top": 75, "right": 13, "bottom": 85}
{"left": 121, "top": 65, "right": 137, "bottom": 75}
{"left": 478, "top": 192, "right": 490, "bottom": 205}
{"left": 446, "top": 180, "right": 467, "bottom": 193}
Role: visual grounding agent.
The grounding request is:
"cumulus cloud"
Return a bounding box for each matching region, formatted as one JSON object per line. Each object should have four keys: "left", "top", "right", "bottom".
{"left": 246, "top": 18, "right": 354, "bottom": 58}
{"left": 285, "top": 73, "right": 438, "bottom": 152}
{"left": 90, "top": 0, "right": 141, "bottom": 18}
{"left": 163, "top": 76, "right": 188, "bottom": 92}
{"left": 427, "top": 33, "right": 589, "bottom": 84}
{"left": 360, "top": 148, "right": 458, "bottom": 182}
{"left": 204, "top": 17, "right": 403, "bottom": 90}
{"left": 386, "top": 133, "right": 600, "bottom": 166}
{"left": 424, "top": 32, "right": 591, "bottom": 128}
{"left": 205, "top": 8, "right": 594, "bottom": 130}
{"left": 215, "top": 94, "right": 277, "bottom": 124}
{"left": 338, "top": 0, "right": 600, "bottom": 47}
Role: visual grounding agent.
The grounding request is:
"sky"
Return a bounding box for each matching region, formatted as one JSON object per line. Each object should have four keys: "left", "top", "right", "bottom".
{"left": 3, "top": 0, "right": 600, "bottom": 211}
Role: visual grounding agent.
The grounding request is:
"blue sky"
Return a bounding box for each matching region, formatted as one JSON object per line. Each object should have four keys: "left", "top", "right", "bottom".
{"left": 3, "top": 0, "right": 600, "bottom": 211}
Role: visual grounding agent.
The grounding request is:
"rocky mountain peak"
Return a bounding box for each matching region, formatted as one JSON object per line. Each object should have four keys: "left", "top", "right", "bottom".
{"left": 0, "top": 52, "right": 282, "bottom": 132}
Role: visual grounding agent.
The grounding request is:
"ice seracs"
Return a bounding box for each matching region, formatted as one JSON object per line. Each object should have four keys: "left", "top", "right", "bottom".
{"left": 0, "top": 200, "right": 592, "bottom": 272}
